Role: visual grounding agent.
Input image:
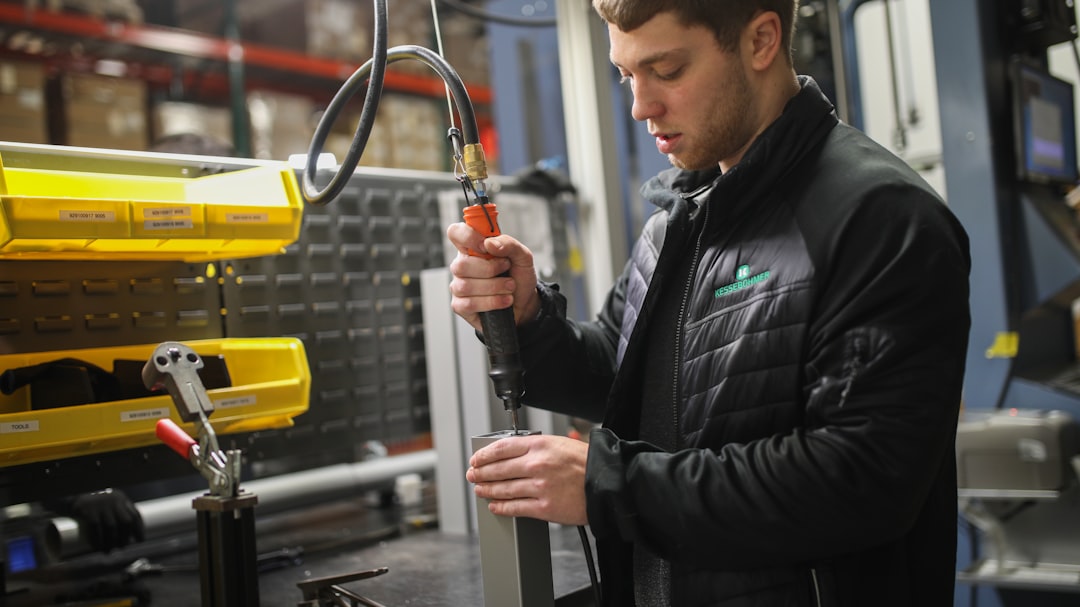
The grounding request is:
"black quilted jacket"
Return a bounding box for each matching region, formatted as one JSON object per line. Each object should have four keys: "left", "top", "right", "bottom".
{"left": 516, "top": 78, "right": 970, "bottom": 606}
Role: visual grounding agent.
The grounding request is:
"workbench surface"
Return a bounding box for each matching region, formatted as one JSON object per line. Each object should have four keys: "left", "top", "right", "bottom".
{"left": 4, "top": 497, "right": 597, "bottom": 606}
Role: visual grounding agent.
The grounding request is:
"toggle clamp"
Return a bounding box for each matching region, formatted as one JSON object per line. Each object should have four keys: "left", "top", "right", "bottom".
{"left": 142, "top": 341, "right": 260, "bottom": 607}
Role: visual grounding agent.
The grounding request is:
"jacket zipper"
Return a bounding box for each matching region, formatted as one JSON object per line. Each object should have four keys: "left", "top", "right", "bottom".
{"left": 672, "top": 198, "right": 708, "bottom": 447}
{"left": 810, "top": 567, "right": 823, "bottom": 606}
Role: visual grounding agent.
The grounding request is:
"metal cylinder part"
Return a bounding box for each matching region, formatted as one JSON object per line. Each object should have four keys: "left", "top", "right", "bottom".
{"left": 472, "top": 431, "right": 554, "bottom": 607}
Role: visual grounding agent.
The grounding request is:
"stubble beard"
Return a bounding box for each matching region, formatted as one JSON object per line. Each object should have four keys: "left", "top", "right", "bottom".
{"left": 668, "top": 62, "right": 755, "bottom": 172}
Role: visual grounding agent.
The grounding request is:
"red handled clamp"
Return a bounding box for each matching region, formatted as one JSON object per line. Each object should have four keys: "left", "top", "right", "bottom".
{"left": 142, "top": 342, "right": 241, "bottom": 498}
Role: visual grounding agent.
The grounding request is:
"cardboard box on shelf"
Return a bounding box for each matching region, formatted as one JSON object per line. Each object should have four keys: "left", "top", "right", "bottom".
{"left": 0, "top": 60, "right": 48, "bottom": 143}
{"left": 59, "top": 72, "right": 148, "bottom": 151}
{"left": 306, "top": 0, "right": 373, "bottom": 63}
{"left": 65, "top": 129, "right": 147, "bottom": 151}
{"left": 316, "top": 93, "right": 448, "bottom": 172}
{"left": 170, "top": 0, "right": 303, "bottom": 52}
{"left": 386, "top": 1, "right": 434, "bottom": 76}
{"left": 61, "top": 71, "right": 146, "bottom": 104}
{"left": 241, "top": 0, "right": 308, "bottom": 54}
{"left": 168, "top": 0, "right": 220, "bottom": 34}
{"left": 248, "top": 90, "right": 317, "bottom": 161}
{"left": 322, "top": 106, "right": 395, "bottom": 169}
{"left": 32, "top": 0, "right": 143, "bottom": 24}
{"left": 381, "top": 93, "right": 447, "bottom": 172}
{"left": 0, "top": 122, "right": 49, "bottom": 145}
{"left": 438, "top": 12, "right": 491, "bottom": 88}
{"left": 152, "top": 101, "right": 234, "bottom": 150}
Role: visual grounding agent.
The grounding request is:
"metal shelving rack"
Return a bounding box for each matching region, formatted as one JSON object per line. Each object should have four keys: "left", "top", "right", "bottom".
{"left": 0, "top": 1, "right": 493, "bottom": 155}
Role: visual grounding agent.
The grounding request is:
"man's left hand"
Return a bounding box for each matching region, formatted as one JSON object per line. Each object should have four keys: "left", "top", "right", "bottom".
{"left": 467, "top": 434, "right": 589, "bottom": 526}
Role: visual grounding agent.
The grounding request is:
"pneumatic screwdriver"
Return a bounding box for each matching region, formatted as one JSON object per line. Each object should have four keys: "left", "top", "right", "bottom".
{"left": 463, "top": 199, "right": 525, "bottom": 433}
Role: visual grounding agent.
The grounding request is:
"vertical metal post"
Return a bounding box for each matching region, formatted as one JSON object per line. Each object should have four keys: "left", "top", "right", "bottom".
{"left": 472, "top": 431, "right": 555, "bottom": 607}
{"left": 194, "top": 493, "right": 260, "bottom": 607}
{"left": 421, "top": 267, "right": 474, "bottom": 535}
{"left": 223, "top": 0, "right": 251, "bottom": 157}
{"left": 555, "top": 0, "right": 627, "bottom": 314}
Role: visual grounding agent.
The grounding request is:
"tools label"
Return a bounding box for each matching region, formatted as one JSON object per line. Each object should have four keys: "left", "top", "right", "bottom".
{"left": 1, "top": 420, "right": 39, "bottom": 434}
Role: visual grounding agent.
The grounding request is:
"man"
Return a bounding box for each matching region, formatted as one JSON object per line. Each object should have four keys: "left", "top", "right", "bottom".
{"left": 448, "top": 1, "right": 970, "bottom": 605}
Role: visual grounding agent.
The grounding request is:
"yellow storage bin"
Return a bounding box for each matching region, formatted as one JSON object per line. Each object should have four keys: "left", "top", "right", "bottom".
{"left": 0, "top": 146, "right": 303, "bottom": 261}
{"left": 0, "top": 338, "right": 310, "bottom": 467}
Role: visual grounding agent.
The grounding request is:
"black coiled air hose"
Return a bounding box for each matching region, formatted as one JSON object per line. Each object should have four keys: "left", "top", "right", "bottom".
{"left": 301, "top": 2, "right": 481, "bottom": 206}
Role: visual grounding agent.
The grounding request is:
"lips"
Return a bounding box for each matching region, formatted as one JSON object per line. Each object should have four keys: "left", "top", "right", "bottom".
{"left": 654, "top": 132, "right": 681, "bottom": 155}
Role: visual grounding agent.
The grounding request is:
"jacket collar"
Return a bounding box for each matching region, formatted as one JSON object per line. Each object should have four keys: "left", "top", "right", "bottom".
{"left": 640, "top": 76, "right": 839, "bottom": 213}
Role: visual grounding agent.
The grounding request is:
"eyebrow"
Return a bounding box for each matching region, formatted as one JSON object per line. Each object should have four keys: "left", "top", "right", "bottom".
{"left": 611, "top": 48, "right": 691, "bottom": 71}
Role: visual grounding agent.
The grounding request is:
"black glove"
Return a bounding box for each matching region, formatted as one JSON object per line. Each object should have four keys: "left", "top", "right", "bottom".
{"left": 52, "top": 489, "right": 145, "bottom": 553}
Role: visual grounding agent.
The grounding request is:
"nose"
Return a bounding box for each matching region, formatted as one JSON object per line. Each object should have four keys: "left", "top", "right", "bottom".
{"left": 630, "top": 81, "right": 662, "bottom": 122}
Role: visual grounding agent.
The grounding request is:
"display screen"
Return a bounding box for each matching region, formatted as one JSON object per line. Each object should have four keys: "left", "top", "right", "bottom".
{"left": 1014, "top": 61, "right": 1079, "bottom": 185}
{"left": 5, "top": 535, "right": 37, "bottom": 574}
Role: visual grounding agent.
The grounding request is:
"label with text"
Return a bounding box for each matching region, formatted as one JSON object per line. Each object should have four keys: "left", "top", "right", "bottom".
{"left": 1, "top": 420, "right": 39, "bottom": 434}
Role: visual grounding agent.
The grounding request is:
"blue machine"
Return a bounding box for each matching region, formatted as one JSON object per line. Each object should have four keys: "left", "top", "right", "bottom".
{"left": 929, "top": 1, "right": 1080, "bottom": 605}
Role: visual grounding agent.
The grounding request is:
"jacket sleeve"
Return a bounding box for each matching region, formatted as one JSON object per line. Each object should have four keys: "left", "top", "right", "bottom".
{"left": 513, "top": 265, "right": 628, "bottom": 423}
{"left": 585, "top": 185, "right": 971, "bottom": 568}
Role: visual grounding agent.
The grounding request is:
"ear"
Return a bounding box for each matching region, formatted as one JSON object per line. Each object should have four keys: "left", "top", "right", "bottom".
{"left": 744, "top": 10, "right": 784, "bottom": 72}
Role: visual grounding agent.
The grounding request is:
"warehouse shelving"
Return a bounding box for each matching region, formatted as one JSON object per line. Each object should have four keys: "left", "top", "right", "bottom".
{"left": 0, "top": 1, "right": 494, "bottom": 158}
{"left": 0, "top": 3, "right": 492, "bottom": 104}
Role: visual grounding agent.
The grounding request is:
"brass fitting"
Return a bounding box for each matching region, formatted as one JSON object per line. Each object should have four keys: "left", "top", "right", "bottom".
{"left": 463, "top": 143, "right": 488, "bottom": 182}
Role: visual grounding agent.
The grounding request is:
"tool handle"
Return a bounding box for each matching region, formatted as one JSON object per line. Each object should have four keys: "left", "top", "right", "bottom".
{"left": 463, "top": 202, "right": 524, "bottom": 405}
{"left": 480, "top": 306, "right": 524, "bottom": 405}
{"left": 463, "top": 203, "right": 502, "bottom": 259}
{"left": 156, "top": 418, "right": 196, "bottom": 458}
{"left": 463, "top": 201, "right": 518, "bottom": 351}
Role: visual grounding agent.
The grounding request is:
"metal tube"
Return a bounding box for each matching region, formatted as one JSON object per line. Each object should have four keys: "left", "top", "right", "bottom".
{"left": 46, "top": 450, "right": 437, "bottom": 558}
{"left": 108, "top": 450, "right": 434, "bottom": 543}
{"left": 472, "top": 432, "right": 554, "bottom": 607}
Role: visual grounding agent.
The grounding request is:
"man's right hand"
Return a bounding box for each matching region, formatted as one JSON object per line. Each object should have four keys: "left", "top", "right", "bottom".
{"left": 447, "top": 222, "right": 541, "bottom": 333}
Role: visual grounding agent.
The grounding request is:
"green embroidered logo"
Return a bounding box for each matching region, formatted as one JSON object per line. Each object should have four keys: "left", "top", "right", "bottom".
{"left": 715, "top": 265, "right": 770, "bottom": 298}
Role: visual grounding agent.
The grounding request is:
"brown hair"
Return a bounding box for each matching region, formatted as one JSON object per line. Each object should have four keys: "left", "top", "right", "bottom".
{"left": 592, "top": 0, "right": 797, "bottom": 62}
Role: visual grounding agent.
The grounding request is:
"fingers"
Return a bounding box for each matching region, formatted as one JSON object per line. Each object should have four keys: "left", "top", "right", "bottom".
{"left": 447, "top": 221, "right": 489, "bottom": 257}
{"left": 465, "top": 441, "right": 529, "bottom": 486}
{"left": 474, "top": 477, "right": 545, "bottom": 501}
{"left": 447, "top": 255, "right": 514, "bottom": 300}
{"left": 469, "top": 434, "right": 533, "bottom": 469}
{"left": 447, "top": 222, "right": 541, "bottom": 328}
{"left": 446, "top": 224, "right": 531, "bottom": 266}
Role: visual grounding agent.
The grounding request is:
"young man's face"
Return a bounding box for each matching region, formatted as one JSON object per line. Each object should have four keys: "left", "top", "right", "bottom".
{"left": 608, "top": 11, "right": 759, "bottom": 172}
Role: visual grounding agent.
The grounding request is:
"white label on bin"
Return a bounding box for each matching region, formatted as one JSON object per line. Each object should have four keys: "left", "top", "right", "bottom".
{"left": 214, "top": 395, "right": 255, "bottom": 409}
{"left": 1, "top": 420, "right": 39, "bottom": 433}
{"left": 59, "top": 210, "right": 115, "bottom": 222}
{"left": 144, "top": 207, "right": 192, "bottom": 218}
{"left": 143, "top": 219, "right": 194, "bottom": 230}
{"left": 120, "top": 408, "right": 170, "bottom": 422}
{"left": 225, "top": 213, "right": 269, "bottom": 224}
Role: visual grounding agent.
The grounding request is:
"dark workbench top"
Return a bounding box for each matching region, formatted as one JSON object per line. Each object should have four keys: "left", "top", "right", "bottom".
{"left": 3, "top": 497, "right": 597, "bottom": 607}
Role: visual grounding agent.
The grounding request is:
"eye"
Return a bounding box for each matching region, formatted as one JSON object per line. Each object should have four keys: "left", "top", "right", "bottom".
{"left": 618, "top": 71, "right": 633, "bottom": 85}
{"left": 656, "top": 66, "right": 685, "bottom": 81}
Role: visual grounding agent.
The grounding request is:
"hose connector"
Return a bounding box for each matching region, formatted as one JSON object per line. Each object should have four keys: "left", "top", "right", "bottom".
{"left": 463, "top": 143, "right": 489, "bottom": 182}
